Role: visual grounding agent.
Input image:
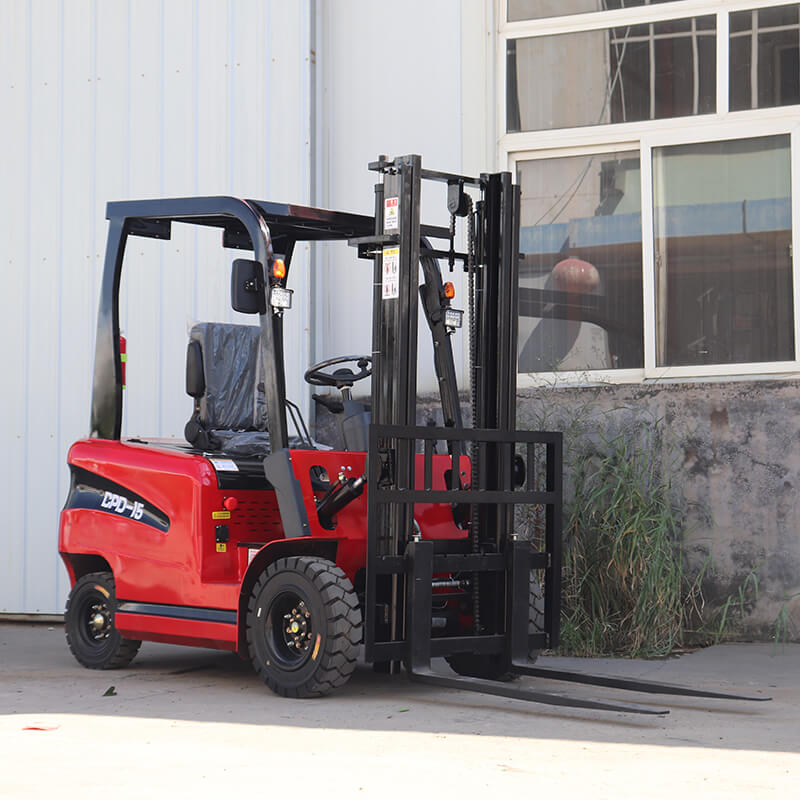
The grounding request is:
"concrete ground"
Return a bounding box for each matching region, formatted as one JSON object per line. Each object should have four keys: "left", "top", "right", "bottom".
{"left": 0, "top": 623, "right": 797, "bottom": 799}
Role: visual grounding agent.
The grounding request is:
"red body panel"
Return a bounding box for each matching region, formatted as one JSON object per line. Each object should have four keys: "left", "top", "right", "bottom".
{"left": 59, "top": 438, "right": 468, "bottom": 653}
{"left": 113, "top": 613, "right": 239, "bottom": 651}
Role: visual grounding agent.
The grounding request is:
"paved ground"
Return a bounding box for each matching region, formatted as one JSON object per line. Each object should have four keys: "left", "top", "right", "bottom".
{"left": 0, "top": 622, "right": 797, "bottom": 798}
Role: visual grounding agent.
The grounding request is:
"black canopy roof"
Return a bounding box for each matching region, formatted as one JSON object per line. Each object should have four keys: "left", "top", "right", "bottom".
{"left": 106, "top": 196, "right": 376, "bottom": 252}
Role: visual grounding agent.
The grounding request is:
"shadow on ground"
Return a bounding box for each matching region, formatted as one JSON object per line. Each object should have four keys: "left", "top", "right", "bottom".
{"left": 1, "top": 622, "right": 796, "bottom": 753}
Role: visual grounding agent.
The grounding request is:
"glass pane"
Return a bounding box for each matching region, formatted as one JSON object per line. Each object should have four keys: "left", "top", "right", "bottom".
{"left": 508, "top": 18, "right": 716, "bottom": 132}
{"left": 729, "top": 6, "right": 800, "bottom": 111}
{"left": 652, "top": 136, "right": 793, "bottom": 367}
{"left": 508, "top": 0, "right": 679, "bottom": 23}
{"left": 517, "top": 150, "right": 643, "bottom": 373}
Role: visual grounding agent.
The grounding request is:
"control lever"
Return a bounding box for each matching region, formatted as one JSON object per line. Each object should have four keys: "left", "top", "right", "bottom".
{"left": 312, "top": 393, "right": 344, "bottom": 414}
{"left": 316, "top": 472, "right": 366, "bottom": 528}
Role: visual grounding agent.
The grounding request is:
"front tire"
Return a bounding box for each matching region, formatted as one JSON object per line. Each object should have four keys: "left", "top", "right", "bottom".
{"left": 65, "top": 572, "right": 141, "bottom": 669}
{"left": 246, "top": 556, "right": 362, "bottom": 698}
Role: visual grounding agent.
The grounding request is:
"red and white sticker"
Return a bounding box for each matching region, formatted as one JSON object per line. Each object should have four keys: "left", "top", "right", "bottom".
{"left": 384, "top": 196, "right": 399, "bottom": 231}
{"left": 382, "top": 246, "right": 400, "bottom": 300}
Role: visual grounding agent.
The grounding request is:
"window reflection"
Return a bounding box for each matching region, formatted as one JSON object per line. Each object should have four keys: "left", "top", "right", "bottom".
{"left": 653, "top": 136, "right": 793, "bottom": 367}
{"left": 517, "top": 151, "right": 643, "bottom": 372}
{"left": 508, "top": 17, "right": 715, "bottom": 132}
{"left": 730, "top": 5, "right": 800, "bottom": 111}
{"left": 508, "top": 0, "right": 680, "bottom": 23}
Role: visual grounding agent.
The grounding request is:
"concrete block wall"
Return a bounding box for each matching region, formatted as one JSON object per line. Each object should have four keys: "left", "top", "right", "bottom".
{"left": 518, "top": 378, "right": 800, "bottom": 641}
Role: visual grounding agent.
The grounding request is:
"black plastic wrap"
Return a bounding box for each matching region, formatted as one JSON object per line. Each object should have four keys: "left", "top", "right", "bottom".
{"left": 211, "top": 430, "right": 272, "bottom": 456}
{"left": 185, "top": 322, "right": 322, "bottom": 455}
{"left": 189, "top": 322, "right": 263, "bottom": 431}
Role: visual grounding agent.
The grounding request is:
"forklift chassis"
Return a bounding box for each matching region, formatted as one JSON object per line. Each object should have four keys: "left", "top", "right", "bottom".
{"left": 59, "top": 155, "right": 768, "bottom": 714}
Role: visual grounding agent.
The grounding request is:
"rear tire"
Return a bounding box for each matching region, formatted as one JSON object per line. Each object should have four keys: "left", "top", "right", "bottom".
{"left": 446, "top": 580, "right": 545, "bottom": 681}
{"left": 65, "top": 572, "right": 141, "bottom": 669}
{"left": 247, "top": 556, "right": 362, "bottom": 698}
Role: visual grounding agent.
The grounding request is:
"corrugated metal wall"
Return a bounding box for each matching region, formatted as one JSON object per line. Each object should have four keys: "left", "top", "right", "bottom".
{"left": 0, "top": 0, "right": 313, "bottom": 613}
{"left": 314, "top": 0, "right": 467, "bottom": 399}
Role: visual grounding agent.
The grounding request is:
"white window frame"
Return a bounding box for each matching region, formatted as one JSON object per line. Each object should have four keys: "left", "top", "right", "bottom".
{"left": 500, "top": 0, "right": 800, "bottom": 385}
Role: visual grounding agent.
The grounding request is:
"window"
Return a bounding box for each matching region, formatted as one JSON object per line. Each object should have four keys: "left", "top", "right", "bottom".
{"left": 730, "top": 5, "right": 800, "bottom": 110}
{"left": 652, "top": 135, "right": 793, "bottom": 366}
{"left": 518, "top": 150, "right": 644, "bottom": 371}
{"left": 508, "top": 0, "right": 681, "bottom": 23}
{"left": 503, "top": 2, "right": 800, "bottom": 381}
{"left": 507, "top": 17, "right": 716, "bottom": 132}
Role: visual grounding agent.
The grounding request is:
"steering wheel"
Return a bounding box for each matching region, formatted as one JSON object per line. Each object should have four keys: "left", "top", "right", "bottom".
{"left": 304, "top": 355, "right": 372, "bottom": 388}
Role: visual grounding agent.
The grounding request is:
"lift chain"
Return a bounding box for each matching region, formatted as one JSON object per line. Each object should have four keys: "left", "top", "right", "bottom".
{"left": 464, "top": 196, "right": 481, "bottom": 634}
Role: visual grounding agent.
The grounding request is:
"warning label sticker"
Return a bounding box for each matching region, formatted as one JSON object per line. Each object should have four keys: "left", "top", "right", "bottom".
{"left": 382, "top": 246, "right": 400, "bottom": 300}
{"left": 384, "top": 197, "right": 399, "bottom": 231}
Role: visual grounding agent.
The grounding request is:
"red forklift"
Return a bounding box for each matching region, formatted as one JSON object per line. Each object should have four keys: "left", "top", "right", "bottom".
{"left": 59, "top": 154, "right": 767, "bottom": 713}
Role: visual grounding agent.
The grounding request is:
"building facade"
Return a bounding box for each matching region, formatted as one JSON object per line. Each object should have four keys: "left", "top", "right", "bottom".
{"left": 504, "top": 0, "right": 800, "bottom": 636}
{"left": 0, "top": 0, "right": 469, "bottom": 614}
{"left": 2, "top": 0, "right": 799, "bottom": 638}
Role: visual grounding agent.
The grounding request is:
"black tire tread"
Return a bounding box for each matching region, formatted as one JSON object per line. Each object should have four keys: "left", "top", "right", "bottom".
{"left": 65, "top": 571, "right": 142, "bottom": 670}
{"left": 247, "top": 556, "right": 362, "bottom": 698}
{"left": 445, "top": 579, "right": 544, "bottom": 681}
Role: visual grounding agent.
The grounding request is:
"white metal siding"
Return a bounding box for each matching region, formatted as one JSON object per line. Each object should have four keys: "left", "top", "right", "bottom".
{"left": 0, "top": 0, "right": 312, "bottom": 613}
{"left": 314, "top": 0, "right": 468, "bottom": 392}
{"left": 1, "top": 0, "right": 477, "bottom": 615}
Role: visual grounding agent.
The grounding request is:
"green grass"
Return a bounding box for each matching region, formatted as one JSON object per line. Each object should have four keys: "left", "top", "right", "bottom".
{"left": 708, "top": 567, "right": 759, "bottom": 645}
{"left": 557, "top": 418, "right": 699, "bottom": 657}
{"left": 519, "top": 390, "right": 710, "bottom": 657}
{"left": 773, "top": 592, "right": 800, "bottom": 650}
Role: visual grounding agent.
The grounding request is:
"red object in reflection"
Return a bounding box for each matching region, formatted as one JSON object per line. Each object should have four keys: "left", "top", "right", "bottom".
{"left": 552, "top": 258, "right": 600, "bottom": 293}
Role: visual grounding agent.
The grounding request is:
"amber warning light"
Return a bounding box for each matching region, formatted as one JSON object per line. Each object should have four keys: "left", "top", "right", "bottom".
{"left": 444, "top": 281, "right": 455, "bottom": 299}
{"left": 272, "top": 259, "right": 287, "bottom": 280}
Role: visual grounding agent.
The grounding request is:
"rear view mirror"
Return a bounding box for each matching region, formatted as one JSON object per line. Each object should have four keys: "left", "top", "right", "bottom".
{"left": 231, "top": 259, "right": 266, "bottom": 314}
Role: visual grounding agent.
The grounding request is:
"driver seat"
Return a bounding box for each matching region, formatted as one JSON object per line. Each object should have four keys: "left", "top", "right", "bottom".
{"left": 184, "top": 322, "right": 272, "bottom": 457}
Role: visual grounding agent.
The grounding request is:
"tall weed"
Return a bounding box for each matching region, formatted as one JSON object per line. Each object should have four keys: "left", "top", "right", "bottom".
{"left": 559, "top": 418, "right": 699, "bottom": 656}
{"left": 520, "top": 391, "right": 704, "bottom": 657}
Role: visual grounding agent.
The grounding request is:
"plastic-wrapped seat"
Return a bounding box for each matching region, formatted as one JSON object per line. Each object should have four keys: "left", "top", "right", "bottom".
{"left": 183, "top": 322, "right": 275, "bottom": 457}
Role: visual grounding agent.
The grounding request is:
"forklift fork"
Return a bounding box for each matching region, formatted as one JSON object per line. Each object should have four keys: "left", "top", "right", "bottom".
{"left": 405, "top": 539, "right": 769, "bottom": 715}
{"left": 405, "top": 539, "right": 669, "bottom": 715}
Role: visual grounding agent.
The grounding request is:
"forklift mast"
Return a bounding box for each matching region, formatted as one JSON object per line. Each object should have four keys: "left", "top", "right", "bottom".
{"left": 359, "top": 155, "right": 562, "bottom": 673}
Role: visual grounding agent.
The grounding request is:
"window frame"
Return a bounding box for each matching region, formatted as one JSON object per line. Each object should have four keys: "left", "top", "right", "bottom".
{"left": 501, "top": 0, "right": 800, "bottom": 385}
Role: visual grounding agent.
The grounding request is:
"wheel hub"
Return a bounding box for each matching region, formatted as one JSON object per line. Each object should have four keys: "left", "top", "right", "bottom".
{"left": 282, "top": 601, "right": 312, "bottom": 652}
{"left": 87, "top": 602, "right": 111, "bottom": 640}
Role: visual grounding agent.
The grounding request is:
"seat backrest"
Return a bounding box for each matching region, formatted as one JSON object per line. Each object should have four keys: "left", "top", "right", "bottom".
{"left": 186, "top": 322, "right": 266, "bottom": 432}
